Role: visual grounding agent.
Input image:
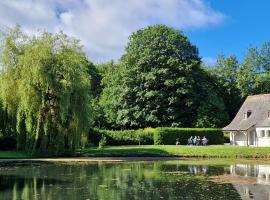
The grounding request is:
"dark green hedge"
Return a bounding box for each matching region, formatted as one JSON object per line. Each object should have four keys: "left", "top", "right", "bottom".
{"left": 153, "top": 128, "right": 223, "bottom": 145}
{"left": 89, "top": 128, "right": 154, "bottom": 146}
{"left": 89, "top": 127, "right": 224, "bottom": 146}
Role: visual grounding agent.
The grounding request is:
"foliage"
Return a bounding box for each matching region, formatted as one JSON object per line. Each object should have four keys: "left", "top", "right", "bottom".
{"left": 194, "top": 67, "right": 229, "bottom": 127}
{"left": 98, "top": 135, "right": 107, "bottom": 149}
{"left": 153, "top": 127, "right": 223, "bottom": 145}
{"left": 194, "top": 92, "right": 229, "bottom": 128}
{"left": 100, "top": 25, "right": 218, "bottom": 128}
{"left": 89, "top": 128, "right": 154, "bottom": 146}
{"left": 236, "top": 42, "right": 270, "bottom": 97}
{"left": 89, "top": 127, "right": 222, "bottom": 146}
{"left": 208, "top": 55, "right": 243, "bottom": 121}
{"left": 0, "top": 27, "right": 92, "bottom": 154}
{"left": 92, "top": 61, "right": 116, "bottom": 128}
{"left": 0, "top": 102, "right": 16, "bottom": 137}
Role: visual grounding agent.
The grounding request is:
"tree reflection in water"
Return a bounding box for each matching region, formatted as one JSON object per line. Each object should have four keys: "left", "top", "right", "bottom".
{"left": 0, "top": 161, "right": 269, "bottom": 200}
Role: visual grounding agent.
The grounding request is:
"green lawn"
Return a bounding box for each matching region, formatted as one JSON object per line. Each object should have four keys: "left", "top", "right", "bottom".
{"left": 0, "top": 151, "right": 31, "bottom": 159}
{"left": 78, "top": 145, "right": 270, "bottom": 159}
{"left": 1, "top": 145, "right": 270, "bottom": 159}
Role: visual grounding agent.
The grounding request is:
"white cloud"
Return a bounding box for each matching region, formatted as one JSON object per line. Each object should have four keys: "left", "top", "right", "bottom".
{"left": 202, "top": 57, "right": 217, "bottom": 67}
{"left": 0, "top": 0, "right": 225, "bottom": 62}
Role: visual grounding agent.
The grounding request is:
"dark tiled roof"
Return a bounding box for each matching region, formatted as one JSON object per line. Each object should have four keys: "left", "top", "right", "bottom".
{"left": 223, "top": 94, "right": 270, "bottom": 131}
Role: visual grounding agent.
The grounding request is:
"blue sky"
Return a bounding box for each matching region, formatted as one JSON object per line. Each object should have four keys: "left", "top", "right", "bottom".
{"left": 0, "top": 0, "right": 269, "bottom": 64}
{"left": 186, "top": 0, "right": 270, "bottom": 65}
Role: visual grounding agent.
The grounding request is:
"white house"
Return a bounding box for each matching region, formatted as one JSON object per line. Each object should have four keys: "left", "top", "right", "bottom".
{"left": 223, "top": 94, "right": 270, "bottom": 146}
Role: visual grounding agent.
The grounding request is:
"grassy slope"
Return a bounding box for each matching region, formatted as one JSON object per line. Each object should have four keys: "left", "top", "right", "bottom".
{"left": 78, "top": 145, "right": 270, "bottom": 159}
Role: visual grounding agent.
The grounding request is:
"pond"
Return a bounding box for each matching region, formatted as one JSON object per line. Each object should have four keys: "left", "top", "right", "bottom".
{"left": 0, "top": 159, "right": 270, "bottom": 200}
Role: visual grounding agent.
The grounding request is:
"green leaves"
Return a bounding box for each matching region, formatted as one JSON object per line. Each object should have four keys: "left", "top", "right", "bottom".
{"left": 100, "top": 25, "right": 218, "bottom": 128}
{"left": 0, "top": 28, "right": 92, "bottom": 154}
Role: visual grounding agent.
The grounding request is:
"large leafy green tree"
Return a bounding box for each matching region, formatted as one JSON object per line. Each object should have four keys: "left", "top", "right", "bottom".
{"left": 194, "top": 67, "right": 229, "bottom": 128}
{"left": 237, "top": 43, "right": 270, "bottom": 97}
{"left": 0, "top": 27, "right": 92, "bottom": 154}
{"left": 100, "top": 25, "right": 225, "bottom": 128}
{"left": 208, "top": 55, "right": 242, "bottom": 121}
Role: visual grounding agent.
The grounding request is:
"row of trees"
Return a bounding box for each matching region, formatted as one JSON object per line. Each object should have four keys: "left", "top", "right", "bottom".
{"left": 0, "top": 25, "right": 269, "bottom": 153}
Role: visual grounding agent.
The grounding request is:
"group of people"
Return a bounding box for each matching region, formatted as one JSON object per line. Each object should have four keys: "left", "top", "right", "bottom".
{"left": 187, "top": 136, "right": 208, "bottom": 146}
{"left": 175, "top": 136, "right": 209, "bottom": 146}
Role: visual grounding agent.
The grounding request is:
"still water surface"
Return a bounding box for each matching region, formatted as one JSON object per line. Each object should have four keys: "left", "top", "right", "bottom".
{"left": 0, "top": 160, "right": 270, "bottom": 200}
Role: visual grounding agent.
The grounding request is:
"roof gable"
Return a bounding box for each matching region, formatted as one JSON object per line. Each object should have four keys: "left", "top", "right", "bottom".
{"left": 223, "top": 94, "right": 270, "bottom": 131}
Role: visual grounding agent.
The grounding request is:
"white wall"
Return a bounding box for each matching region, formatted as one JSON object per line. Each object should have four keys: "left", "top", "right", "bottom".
{"left": 230, "top": 128, "right": 270, "bottom": 146}
{"left": 255, "top": 127, "right": 270, "bottom": 147}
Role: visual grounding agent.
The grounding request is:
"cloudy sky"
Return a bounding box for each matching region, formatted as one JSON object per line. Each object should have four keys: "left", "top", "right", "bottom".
{"left": 0, "top": 0, "right": 270, "bottom": 64}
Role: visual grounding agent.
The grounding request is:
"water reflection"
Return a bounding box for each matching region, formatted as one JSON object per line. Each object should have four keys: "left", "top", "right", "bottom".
{"left": 187, "top": 165, "right": 208, "bottom": 174}
{"left": 231, "top": 164, "right": 270, "bottom": 185}
{"left": 230, "top": 164, "right": 270, "bottom": 200}
{"left": 0, "top": 161, "right": 270, "bottom": 199}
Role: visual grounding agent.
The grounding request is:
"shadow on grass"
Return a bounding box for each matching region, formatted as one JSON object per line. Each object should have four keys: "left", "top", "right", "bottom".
{"left": 79, "top": 147, "right": 171, "bottom": 157}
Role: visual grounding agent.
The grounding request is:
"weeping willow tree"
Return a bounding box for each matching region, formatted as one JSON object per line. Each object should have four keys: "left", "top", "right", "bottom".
{"left": 0, "top": 27, "right": 92, "bottom": 154}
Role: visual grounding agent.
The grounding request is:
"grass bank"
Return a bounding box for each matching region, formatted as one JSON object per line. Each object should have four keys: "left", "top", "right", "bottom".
{"left": 78, "top": 145, "right": 270, "bottom": 159}
{"left": 2, "top": 145, "right": 270, "bottom": 159}
{"left": 0, "top": 151, "right": 32, "bottom": 159}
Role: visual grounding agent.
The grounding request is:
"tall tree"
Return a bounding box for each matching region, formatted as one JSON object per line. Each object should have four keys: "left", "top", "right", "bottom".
{"left": 0, "top": 27, "right": 92, "bottom": 154}
{"left": 236, "top": 48, "right": 260, "bottom": 97}
{"left": 209, "top": 55, "right": 243, "bottom": 121}
{"left": 194, "top": 66, "right": 229, "bottom": 128}
{"left": 237, "top": 43, "right": 270, "bottom": 97}
{"left": 100, "top": 25, "right": 224, "bottom": 128}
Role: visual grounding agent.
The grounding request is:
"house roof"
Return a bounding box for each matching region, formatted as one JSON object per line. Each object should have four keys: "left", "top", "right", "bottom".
{"left": 223, "top": 94, "right": 270, "bottom": 131}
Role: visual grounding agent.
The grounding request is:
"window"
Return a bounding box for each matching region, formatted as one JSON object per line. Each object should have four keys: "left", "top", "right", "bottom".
{"left": 244, "top": 110, "right": 252, "bottom": 119}
{"left": 266, "top": 130, "right": 270, "bottom": 138}
{"left": 261, "top": 130, "right": 265, "bottom": 137}
{"left": 247, "top": 110, "right": 252, "bottom": 118}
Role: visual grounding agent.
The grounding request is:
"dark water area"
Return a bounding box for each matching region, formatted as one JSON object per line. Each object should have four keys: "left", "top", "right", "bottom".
{"left": 0, "top": 160, "right": 269, "bottom": 199}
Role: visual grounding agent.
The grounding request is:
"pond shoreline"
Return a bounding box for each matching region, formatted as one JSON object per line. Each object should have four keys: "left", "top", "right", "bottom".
{"left": 1, "top": 157, "right": 270, "bottom": 165}
{"left": 0, "top": 156, "right": 186, "bottom": 163}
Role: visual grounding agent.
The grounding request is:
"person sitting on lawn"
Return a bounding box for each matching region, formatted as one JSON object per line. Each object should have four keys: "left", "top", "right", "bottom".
{"left": 187, "top": 136, "right": 193, "bottom": 145}
{"left": 196, "top": 136, "right": 201, "bottom": 146}
{"left": 202, "top": 136, "right": 208, "bottom": 146}
{"left": 176, "top": 138, "right": 180, "bottom": 145}
{"left": 193, "top": 136, "right": 197, "bottom": 145}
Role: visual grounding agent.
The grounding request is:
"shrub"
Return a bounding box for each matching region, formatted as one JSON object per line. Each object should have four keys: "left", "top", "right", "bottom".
{"left": 89, "top": 128, "right": 154, "bottom": 146}
{"left": 89, "top": 128, "right": 223, "bottom": 146}
{"left": 0, "top": 136, "right": 17, "bottom": 150}
{"left": 98, "top": 135, "right": 107, "bottom": 149}
{"left": 153, "top": 128, "right": 223, "bottom": 145}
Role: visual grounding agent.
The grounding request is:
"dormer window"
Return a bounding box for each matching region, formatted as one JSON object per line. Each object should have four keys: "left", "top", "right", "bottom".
{"left": 247, "top": 110, "right": 252, "bottom": 118}
{"left": 244, "top": 110, "right": 252, "bottom": 119}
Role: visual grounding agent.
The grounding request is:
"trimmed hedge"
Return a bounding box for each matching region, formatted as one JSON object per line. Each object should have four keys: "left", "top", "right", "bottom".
{"left": 89, "top": 127, "right": 223, "bottom": 146}
{"left": 153, "top": 127, "right": 223, "bottom": 145}
{"left": 0, "top": 136, "right": 17, "bottom": 150}
{"left": 89, "top": 128, "right": 154, "bottom": 146}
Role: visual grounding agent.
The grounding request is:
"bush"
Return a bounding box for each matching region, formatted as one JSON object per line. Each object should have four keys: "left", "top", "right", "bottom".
{"left": 153, "top": 128, "right": 223, "bottom": 145}
{"left": 89, "top": 128, "right": 223, "bottom": 146}
{"left": 89, "top": 128, "right": 154, "bottom": 146}
{"left": 0, "top": 136, "right": 17, "bottom": 150}
{"left": 98, "top": 135, "right": 107, "bottom": 149}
